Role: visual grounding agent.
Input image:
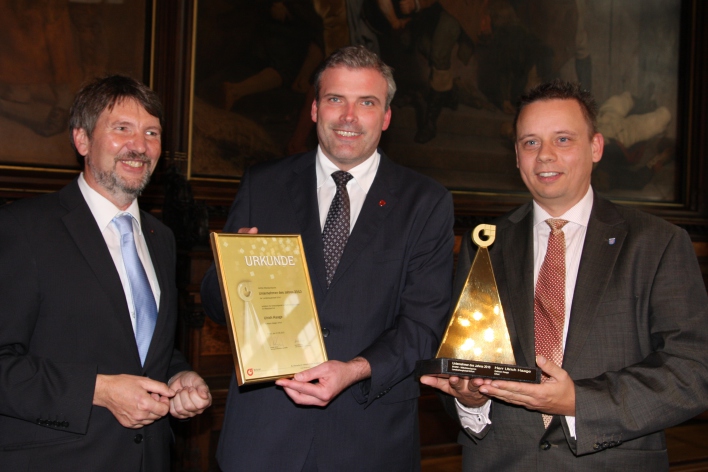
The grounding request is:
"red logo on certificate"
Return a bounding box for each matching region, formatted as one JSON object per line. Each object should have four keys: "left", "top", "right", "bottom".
{"left": 247, "top": 368, "right": 254, "bottom": 376}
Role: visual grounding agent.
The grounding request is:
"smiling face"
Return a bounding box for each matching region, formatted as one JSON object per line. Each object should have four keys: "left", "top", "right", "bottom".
{"left": 74, "top": 98, "right": 162, "bottom": 209}
{"left": 515, "top": 98, "right": 604, "bottom": 216}
{"left": 311, "top": 66, "right": 391, "bottom": 170}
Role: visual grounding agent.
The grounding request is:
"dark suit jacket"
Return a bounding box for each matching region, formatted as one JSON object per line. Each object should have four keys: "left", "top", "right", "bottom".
{"left": 201, "top": 151, "right": 455, "bottom": 471}
{"left": 0, "top": 180, "right": 190, "bottom": 471}
{"left": 447, "top": 194, "right": 708, "bottom": 471}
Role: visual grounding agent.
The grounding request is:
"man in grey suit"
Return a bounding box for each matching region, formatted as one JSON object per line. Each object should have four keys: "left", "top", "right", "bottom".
{"left": 0, "top": 76, "right": 211, "bottom": 471}
{"left": 201, "top": 46, "right": 455, "bottom": 471}
{"left": 421, "top": 80, "right": 708, "bottom": 470}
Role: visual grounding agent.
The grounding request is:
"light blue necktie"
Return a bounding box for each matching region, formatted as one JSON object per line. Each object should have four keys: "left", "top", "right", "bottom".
{"left": 113, "top": 214, "right": 157, "bottom": 366}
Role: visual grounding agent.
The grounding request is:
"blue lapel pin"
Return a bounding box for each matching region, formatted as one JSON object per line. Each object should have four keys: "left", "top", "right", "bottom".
{"left": 608, "top": 238, "right": 616, "bottom": 245}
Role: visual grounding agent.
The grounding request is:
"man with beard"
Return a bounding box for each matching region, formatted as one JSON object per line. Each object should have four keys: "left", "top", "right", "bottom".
{"left": 0, "top": 75, "right": 212, "bottom": 471}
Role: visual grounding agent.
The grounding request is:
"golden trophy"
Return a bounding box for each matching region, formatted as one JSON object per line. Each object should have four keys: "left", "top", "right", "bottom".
{"left": 417, "top": 224, "right": 539, "bottom": 383}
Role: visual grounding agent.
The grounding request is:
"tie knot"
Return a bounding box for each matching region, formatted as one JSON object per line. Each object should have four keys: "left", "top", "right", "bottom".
{"left": 332, "top": 171, "right": 353, "bottom": 189}
{"left": 113, "top": 214, "right": 135, "bottom": 237}
{"left": 546, "top": 218, "right": 568, "bottom": 233}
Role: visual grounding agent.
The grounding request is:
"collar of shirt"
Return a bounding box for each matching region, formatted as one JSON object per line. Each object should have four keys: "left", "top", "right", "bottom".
{"left": 78, "top": 172, "right": 142, "bottom": 232}
{"left": 315, "top": 145, "right": 380, "bottom": 194}
{"left": 532, "top": 185, "right": 594, "bottom": 229}
{"left": 532, "top": 185, "right": 594, "bottom": 358}
{"left": 77, "top": 173, "right": 160, "bottom": 330}
{"left": 315, "top": 146, "right": 380, "bottom": 231}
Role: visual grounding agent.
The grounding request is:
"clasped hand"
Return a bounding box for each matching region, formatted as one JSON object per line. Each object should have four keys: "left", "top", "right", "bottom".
{"left": 94, "top": 371, "right": 212, "bottom": 428}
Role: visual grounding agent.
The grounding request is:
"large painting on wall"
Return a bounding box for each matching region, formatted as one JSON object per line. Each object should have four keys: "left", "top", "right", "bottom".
{"left": 189, "top": 0, "right": 685, "bottom": 204}
{"left": 0, "top": 0, "right": 151, "bottom": 171}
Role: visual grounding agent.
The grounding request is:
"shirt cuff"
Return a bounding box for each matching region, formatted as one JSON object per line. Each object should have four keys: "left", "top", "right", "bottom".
{"left": 455, "top": 398, "right": 492, "bottom": 433}
{"left": 566, "top": 415, "right": 577, "bottom": 438}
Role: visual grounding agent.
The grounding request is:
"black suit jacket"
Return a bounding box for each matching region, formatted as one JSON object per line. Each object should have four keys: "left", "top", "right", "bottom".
{"left": 201, "top": 151, "right": 455, "bottom": 471}
{"left": 447, "top": 194, "right": 708, "bottom": 471}
{"left": 0, "top": 180, "right": 190, "bottom": 471}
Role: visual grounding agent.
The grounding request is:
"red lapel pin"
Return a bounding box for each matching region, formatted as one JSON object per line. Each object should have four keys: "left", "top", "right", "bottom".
{"left": 379, "top": 200, "right": 386, "bottom": 207}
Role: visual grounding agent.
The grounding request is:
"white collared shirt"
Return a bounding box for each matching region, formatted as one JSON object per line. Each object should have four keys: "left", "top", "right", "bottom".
{"left": 315, "top": 146, "right": 380, "bottom": 233}
{"left": 78, "top": 173, "right": 161, "bottom": 333}
{"left": 456, "top": 186, "right": 595, "bottom": 438}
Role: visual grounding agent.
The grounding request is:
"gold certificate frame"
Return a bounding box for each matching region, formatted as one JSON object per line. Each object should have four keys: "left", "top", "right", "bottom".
{"left": 210, "top": 233, "right": 327, "bottom": 385}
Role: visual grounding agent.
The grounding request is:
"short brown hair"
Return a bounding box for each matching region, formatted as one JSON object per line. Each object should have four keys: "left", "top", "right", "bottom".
{"left": 313, "top": 45, "right": 396, "bottom": 110}
{"left": 69, "top": 75, "right": 163, "bottom": 166}
{"left": 513, "top": 79, "right": 598, "bottom": 139}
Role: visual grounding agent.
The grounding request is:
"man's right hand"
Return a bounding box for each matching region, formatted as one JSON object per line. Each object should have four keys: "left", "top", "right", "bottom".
{"left": 238, "top": 227, "right": 258, "bottom": 234}
{"left": 93, "top": 374, "right": 175, "bottom": 428}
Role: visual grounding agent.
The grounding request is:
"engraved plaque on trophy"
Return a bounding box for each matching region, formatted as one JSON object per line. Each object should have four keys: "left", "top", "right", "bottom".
{"left": 417, "top": 225, "right": 539, "bottom": 383}
{"left": 210, "top": 233, "right": 328, "bottom": 385}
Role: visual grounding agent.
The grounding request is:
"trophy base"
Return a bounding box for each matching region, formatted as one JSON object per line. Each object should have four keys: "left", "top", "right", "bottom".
{"left": 416, "top": 358, "right": 540, "bottom": 383}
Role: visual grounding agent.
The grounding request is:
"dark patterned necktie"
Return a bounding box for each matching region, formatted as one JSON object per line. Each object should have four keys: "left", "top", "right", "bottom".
{"left": 322, "top": 171, "right": 353, "bottom": 287}
{"left": 534, "top": 218, "right": 568, "bottom": 428}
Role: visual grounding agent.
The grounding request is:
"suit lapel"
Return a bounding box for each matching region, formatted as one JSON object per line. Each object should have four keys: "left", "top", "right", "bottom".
{"left": 498, "top": 204, "right": 536, "bottom": 367}
{"left": 328, "top": 154, "right": 397, "bottom": 289}
{"left": 59, "top": 181, "right": 141, "bottom": 364}
{"left": 140, "top": 213, "right": 171, "bottom": 367}
{"left": 287, "top": 153, "right": 328, "bottom": 301}
{"left": 562, "top": 195, "right": 626, "bottom": 372}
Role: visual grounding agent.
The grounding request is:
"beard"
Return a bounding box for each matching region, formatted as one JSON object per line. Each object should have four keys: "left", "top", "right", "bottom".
{"left": 88, "top": 151, "right": 153, "bottom": 203}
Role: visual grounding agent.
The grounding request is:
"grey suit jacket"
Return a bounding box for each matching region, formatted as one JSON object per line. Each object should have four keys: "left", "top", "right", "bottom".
{"left": 201, "top": 150, "right": 455, "bottom": 471}
{"left": 0, "top": 180, "right": 190, "bottom": 471}
{"left": 448, "top": 193, "right": 708, "bottom": 471}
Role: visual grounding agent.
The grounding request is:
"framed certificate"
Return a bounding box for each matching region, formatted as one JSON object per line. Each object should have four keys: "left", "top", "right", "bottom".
{"left": 210, "top": 233, "right": 328, "bottom": 385}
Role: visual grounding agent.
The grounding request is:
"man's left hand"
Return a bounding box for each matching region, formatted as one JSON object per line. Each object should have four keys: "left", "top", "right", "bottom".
{"left": 167, "top": 371, "right": 213, "bottom": 419}
{"left": 275, "top": 357, "right": 371, "bottom": 407}
{"left": 478, "top": 356, "right": 576, "bottom": 416}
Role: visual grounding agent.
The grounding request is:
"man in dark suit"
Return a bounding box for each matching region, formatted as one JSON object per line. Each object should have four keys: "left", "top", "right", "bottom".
{"left": 200, "top": 46, "right": 455, "bottom": 471}
{"left": 421, "top": 80, "right": 708, "bottom": 470}
{"left": 0, "top": 75, "right": 212, "bottom": 471}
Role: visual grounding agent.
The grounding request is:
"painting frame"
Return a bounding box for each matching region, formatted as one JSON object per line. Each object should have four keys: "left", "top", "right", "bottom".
{"left": 0, "top": 0, "right": 156, "bottom": 196}
{"left": 183, "top": 0, "right": 707, "bottom": 225}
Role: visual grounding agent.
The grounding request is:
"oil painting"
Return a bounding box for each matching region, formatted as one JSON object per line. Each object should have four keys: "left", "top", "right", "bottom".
{"left": 190, "top": 0, "right": 681, "bottom": 203}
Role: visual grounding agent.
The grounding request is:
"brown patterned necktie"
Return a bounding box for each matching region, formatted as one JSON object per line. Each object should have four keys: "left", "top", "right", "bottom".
{"left": 534, "top": 218, "right": 569, "bottom": 428}
{"left": 322, "top": 171, "right": 353, "bottom": 287}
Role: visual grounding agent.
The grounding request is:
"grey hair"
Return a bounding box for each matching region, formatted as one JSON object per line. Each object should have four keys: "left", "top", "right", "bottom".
{"left": 313, "top": 45, "right": 396, "bottom": 110}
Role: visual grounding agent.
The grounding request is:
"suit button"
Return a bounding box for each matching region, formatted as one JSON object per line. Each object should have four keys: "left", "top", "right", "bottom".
{"left": 134, "top": 434, "right": 143, "bottom": 444}
{"left": 539, "top": 440, "right": 551, "bottom": 451}
{"left": 593, "top": 443, "right": 602, "bottom": 450}
{"left": 62, "top": 421, "right": 70, "bottom": 428}
{"left": 322, "top": 328, "right": 330, "bottom": 338}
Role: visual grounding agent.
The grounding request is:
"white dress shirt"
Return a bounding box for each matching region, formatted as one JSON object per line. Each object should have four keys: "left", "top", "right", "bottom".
{"left": 78, "top": 173, "right": 161, "bottom": 333}
{"left": 316, "top": 146, "right": 380, "bottom": 232}
{"left": 456, "top": 186, "right": 595, "bottom": 439}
